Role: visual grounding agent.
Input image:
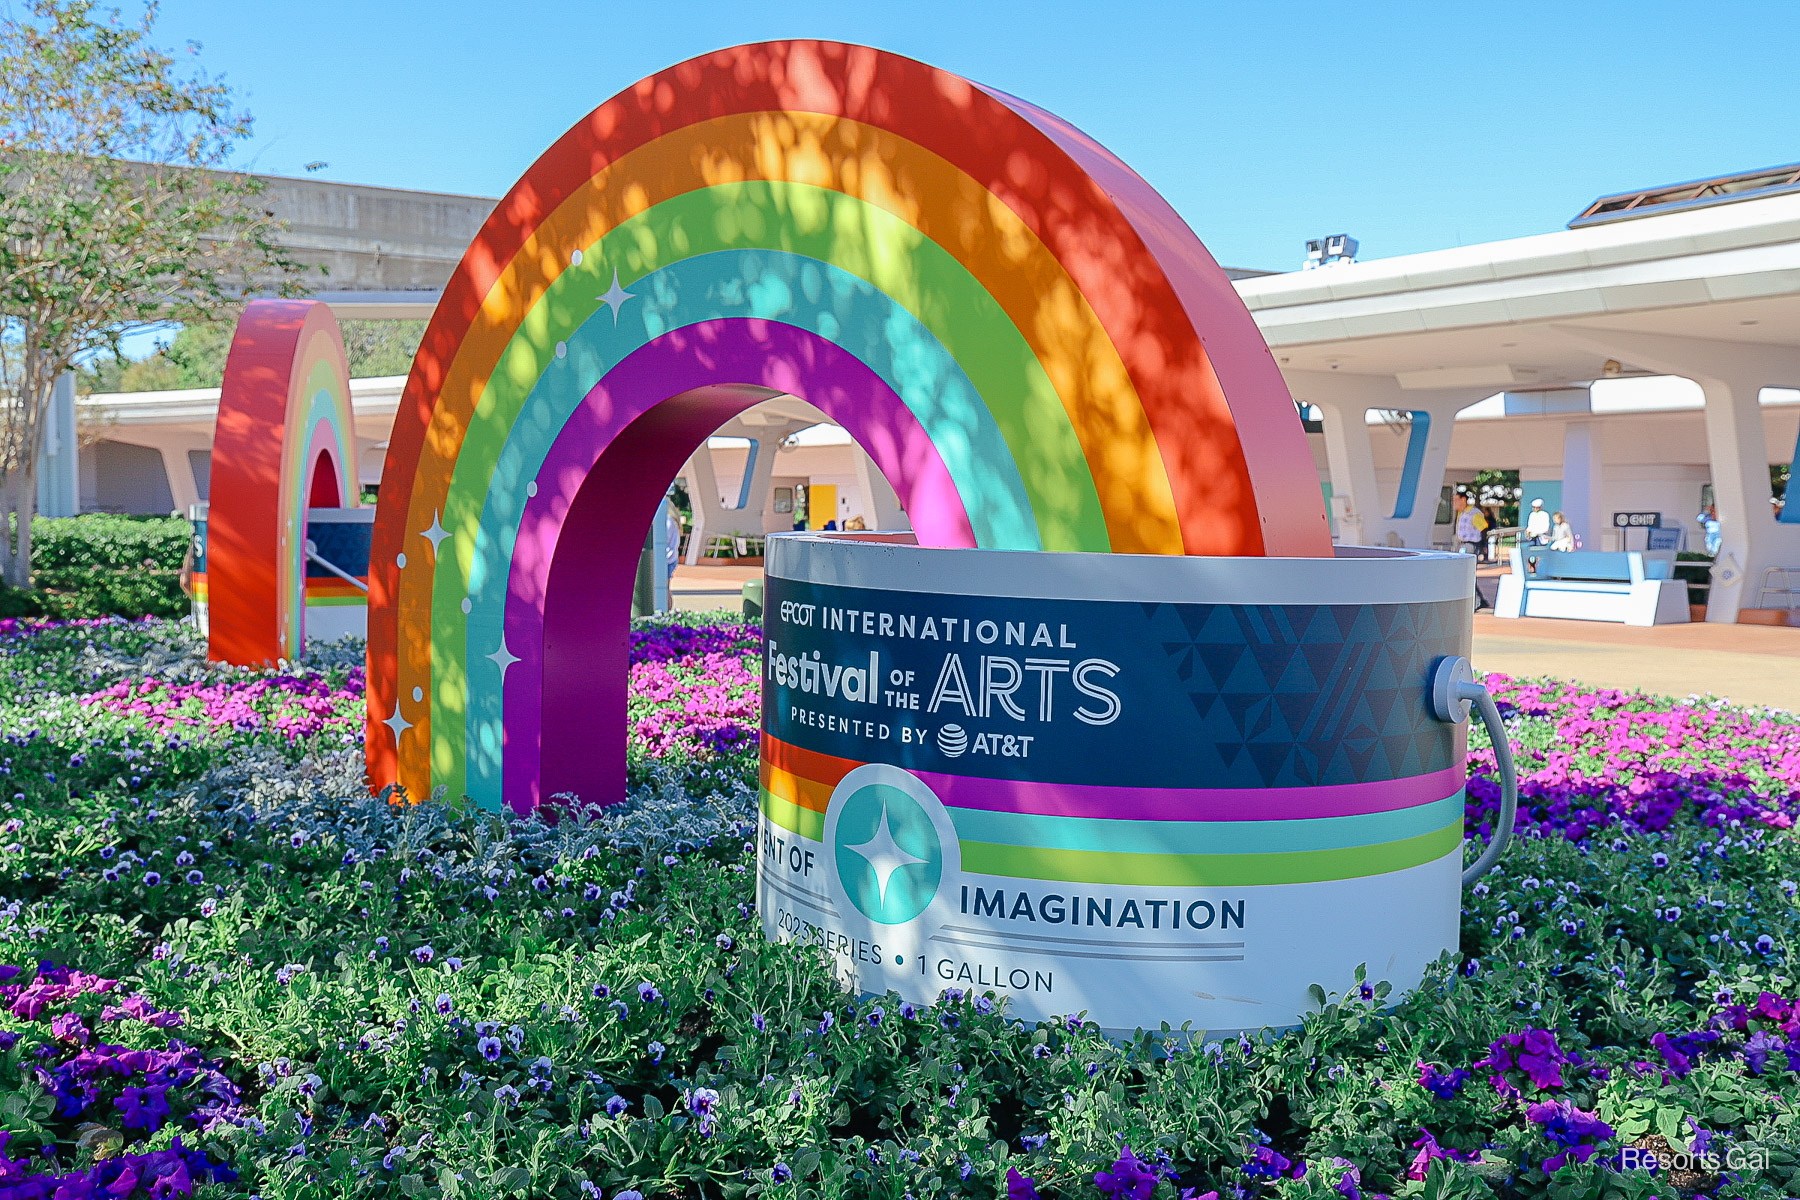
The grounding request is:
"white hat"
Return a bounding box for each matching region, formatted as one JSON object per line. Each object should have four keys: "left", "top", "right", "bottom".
{"left": 1530, "top": 498, "right": 1544, "bottom": 507}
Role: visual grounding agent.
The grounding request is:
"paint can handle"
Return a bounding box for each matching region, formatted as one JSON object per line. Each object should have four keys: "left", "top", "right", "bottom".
{"left": 303, "top": 539, "right": 369, "bottom": 594}
{"left": 1429, "top": 655, "right": 1517, "bottom": 886}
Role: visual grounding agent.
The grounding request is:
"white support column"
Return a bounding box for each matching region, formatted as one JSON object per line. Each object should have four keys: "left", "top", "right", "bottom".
{"left": 1312, "top": 397, "right": 1380, "bottom": 546}
{"left": 1560, "top": 417, "right": 1603, "bottom": 550}
{"left": 680, "top": 444, "right": 726, "bottom": 566}
{"left": 1285, "top": 371, "right": 1489, "bottom": 547}
{"left": 159, "top": 444, "right": 201, "bottom": 515}
{"left": 1697, "top": 372, "right": 1787, "bottom": 619}
{"left": 1386, "top": 391, "right": 1482, "bottom": 550}
{"left": 852, "top": 441, "right": 910, "bottom": 532}
{"left": 36, "top": 373, "right": 79, "bottom": 517}
{"left": 1550, "top": 328, "right": 1800, "bottom": 621}
{"left": 735, "top": 436, "right": 780, "bottom": 524}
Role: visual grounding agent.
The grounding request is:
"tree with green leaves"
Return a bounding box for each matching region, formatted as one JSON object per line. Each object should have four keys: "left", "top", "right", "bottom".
{"left": 0, "top": 0, "right": 303, "bottom": 586}
{"left": 79, "top": 318, "right": 427, "bottom": 392}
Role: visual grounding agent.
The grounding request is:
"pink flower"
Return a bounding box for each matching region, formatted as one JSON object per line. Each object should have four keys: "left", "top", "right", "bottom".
{"left": 1408, "top": 1130, "right": 1478, "bottom": 1180}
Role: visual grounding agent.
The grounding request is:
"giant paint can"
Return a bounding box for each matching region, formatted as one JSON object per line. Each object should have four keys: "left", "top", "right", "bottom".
{"left": 756, "top": 533, "right": 1474, "bottom": 1036}
{"left": 189, "top": 505, "right": 372, "bottom": 646}
{"left": 302, "top": 507, "right": 374, "bottom": 643}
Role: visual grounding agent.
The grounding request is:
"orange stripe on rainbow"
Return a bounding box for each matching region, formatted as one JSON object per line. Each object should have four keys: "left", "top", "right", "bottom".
{"left": 365, "top": 41, "right": 1330, "bottom": 809}
{"left": 761, "top": 735, "right": 862, "bottom": 813}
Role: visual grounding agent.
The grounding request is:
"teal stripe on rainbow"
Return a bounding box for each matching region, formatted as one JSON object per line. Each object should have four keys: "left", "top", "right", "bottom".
{"left": 455, "top": 245, "right": 1045, "bottom": 808}
{"left": 947, "top": 793, "right": 1465, "bottom": 856}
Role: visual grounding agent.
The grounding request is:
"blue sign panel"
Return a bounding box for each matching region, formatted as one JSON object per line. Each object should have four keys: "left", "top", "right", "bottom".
{"left": 764, "top": 576, "right": 1468, "bottom": 789}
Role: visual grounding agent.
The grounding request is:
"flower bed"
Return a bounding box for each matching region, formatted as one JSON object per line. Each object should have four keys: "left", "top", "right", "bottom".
{"left": 626, "top": 616, "right": 761, "bottom": 793}
{"left": 0, "top": 616, "right": 1793, "bottom": 1198}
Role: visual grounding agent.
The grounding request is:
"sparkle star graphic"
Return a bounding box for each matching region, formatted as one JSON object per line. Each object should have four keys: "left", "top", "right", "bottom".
{"left": 421, "top": 511, "right": 450, "bottom": 556}
{"left": 597, "top": 270, "right": 636, "bottom": 324}
{"left": 486, "top": 640, "right": 520, "bottom": 675}
{"left": 843, "top": 801, "right": 928, "bottom": 908}
{"left": 383, "top": 700, "right": 412, "bottom": 743}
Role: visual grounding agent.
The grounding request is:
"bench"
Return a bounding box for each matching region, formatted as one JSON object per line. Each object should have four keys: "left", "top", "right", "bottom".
{"left": 1493, "top": 547, "right": 1689, "bottom": 626}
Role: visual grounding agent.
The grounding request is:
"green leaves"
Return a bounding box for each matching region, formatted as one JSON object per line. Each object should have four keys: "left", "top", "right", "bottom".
{"left": 1653, "top": 1104, "right": 1687, "bottom": 1145}
{"left": 3, "top": 621, "right": 1800, "bottom": 1199}
{"left": 0, "top": 0, "right": 309, "bottom": 578}
{"left": 0, "top": 1080, "right": 55, "bottom": 1144}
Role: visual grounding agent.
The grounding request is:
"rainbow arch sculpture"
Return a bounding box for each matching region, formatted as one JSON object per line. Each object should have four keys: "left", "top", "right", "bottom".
{"left": 208, "top": 300, "right": 362, "bottom": 666}
{"left": 367, "top": 40, "right": 1331, "bottom": 812}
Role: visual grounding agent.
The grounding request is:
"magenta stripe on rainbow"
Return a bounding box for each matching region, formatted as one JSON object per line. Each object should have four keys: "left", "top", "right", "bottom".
{"left": 908, "top": 765, "right": 1467, "bottom": 822}
{"left": 498, "top": 319, "right": 975, "bottom": 809}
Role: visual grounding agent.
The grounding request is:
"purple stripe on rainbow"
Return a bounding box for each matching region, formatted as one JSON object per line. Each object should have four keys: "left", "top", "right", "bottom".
{"left": 909, "top": 764, "right": 1466, "bottom": 822}
{"left": 500, "top": 318, "right": 975, "bottom": 809}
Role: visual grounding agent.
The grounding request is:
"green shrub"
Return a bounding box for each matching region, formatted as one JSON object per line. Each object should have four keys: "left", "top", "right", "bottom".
{"left": 0, "top": 583, "right": 45, "bottom": 617}
{"left": 13, "top": 514, "right": 193, "bottom": 619}
{"left": 30, "top": 512, "right": 191, "bottom": 572}
{"left": 31, "top": 568, "right": 188, "bottom": 618}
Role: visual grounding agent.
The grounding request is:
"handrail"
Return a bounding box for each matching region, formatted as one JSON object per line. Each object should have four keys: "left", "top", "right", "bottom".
{"left": 303, "top": 540, "right": 369, "bottom": 593}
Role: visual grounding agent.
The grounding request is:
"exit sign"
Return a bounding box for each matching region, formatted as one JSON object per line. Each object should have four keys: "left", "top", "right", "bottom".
{"left": 1612, "top": 512, "right": 1662, "bottom": 528}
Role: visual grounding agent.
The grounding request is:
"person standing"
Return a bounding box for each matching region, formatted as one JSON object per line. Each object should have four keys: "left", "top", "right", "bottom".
{"left": 1525, "top": 498, "right": 1552, "bottom": 546}
{"left": 1454, "top": 492, "right": 1485, "bottom": 556}
{"left": 1455, "top": 492, "right": 1494, "bottom": 610}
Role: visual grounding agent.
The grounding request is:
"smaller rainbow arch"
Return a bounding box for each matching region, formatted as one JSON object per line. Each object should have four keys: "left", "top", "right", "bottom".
{"left": 367, "top": 41, "right": 1330, "bottom": 811}
{"left": 208, "top": 300, "right": 360, "bottom": 666}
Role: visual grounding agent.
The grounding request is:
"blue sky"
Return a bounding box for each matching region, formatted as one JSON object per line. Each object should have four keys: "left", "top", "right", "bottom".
{"left": 154, "top": 0, "right": 1794, "bottom": 272}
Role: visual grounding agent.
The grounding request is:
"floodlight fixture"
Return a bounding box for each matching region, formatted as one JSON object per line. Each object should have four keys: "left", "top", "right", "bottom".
{"left": 1302, "top": 233, "right": 1359, "bottom": 270}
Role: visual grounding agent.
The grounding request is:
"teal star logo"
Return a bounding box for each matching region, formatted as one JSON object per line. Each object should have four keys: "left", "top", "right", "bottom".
{"left": 832, "top": 783, "right": 942, "bottom": 924}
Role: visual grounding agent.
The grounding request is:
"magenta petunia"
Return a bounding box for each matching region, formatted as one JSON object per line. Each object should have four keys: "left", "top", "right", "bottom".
{"left": 1474, "top": 1028, "right": 1571, "bottom": 1094}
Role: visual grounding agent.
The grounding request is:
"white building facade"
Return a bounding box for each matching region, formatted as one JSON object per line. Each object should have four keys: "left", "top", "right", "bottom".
{"left": 76, "top": 168, "right": 1800, "bottom": 621}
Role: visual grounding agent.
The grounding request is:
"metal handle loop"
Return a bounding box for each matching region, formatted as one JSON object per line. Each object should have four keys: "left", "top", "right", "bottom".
{"left": 1429, "top": 655, "right": 1518, "bottom": 885}
{"left": 303, "top": 538, "right": 370, "bottom": 593}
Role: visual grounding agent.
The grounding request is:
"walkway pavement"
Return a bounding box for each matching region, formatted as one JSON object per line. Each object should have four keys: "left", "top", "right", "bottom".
{"left": 670, "top": 563, "right": 759, "bottom": 611}
{"left": 672, "top": 563, "right": 1800, "bottom": 710}
{"left": 1472, "top": 614, "right": 1800, "bottom": 710}
{"left": 1468, "top": 560, "right": 1800, "bottom": 709}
